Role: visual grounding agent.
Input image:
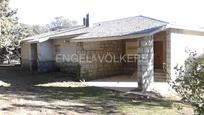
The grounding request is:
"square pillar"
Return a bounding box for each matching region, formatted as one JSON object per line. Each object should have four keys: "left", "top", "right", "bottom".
{"left": 165, "top": 31, "right": 171, "bottom": 80}
{"left": 137, "top": 36, "right": 154, "bottom": 92}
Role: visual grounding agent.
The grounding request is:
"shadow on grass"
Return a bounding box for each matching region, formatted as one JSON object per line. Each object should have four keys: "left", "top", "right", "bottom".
{"left": 36, "top": 86, "right": 174, "bottom": 112}
{"left": 1, "top": 86, "right": 173, "bottom": 114}
{"left": 0, "top": 66, "right": 174, "bottom": 114}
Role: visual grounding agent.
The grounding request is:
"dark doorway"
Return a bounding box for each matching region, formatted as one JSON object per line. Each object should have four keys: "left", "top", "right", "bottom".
{"left": 154, "top": 41, "right": 163, "bottom": 69}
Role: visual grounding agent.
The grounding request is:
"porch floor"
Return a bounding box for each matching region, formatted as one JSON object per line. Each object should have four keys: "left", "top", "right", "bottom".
{"left": 94, "top": 75, "right": 137, "bottom": 82}
{"left": 84, "top": 75, "right": 138, "bottom": 92}
{"left": 83, "top": 74, "right": 176, "bottom": 97}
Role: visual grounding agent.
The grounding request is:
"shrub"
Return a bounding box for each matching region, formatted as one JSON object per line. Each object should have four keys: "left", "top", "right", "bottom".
{"left": 171, "top": 51, "right": 204, "bottom": 114}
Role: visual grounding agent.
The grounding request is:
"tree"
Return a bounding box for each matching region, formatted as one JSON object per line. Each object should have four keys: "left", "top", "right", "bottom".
{"left": 171, "top": 51, "right": 204, "bottom": 114}
{"left": 21, "top": 24, "right": 48, "bottom": 35}
{"left": 46, "top": 16, "right": 77, "bottom": 31}
{"left": 31, "top": 25, "right": 48, "bottom": 34}
{"left": 0, "top": 0, "right": 31, "bottom": 63}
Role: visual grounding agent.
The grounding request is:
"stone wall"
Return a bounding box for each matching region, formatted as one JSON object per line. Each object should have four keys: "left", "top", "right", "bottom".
{"left": 53, "top": 39, "right": 79, "bottom": 75}
{"left": 21, "top": 59, "right": 31, "bottom": 71}
{"left": 137, "top": 36, "right": 154, "bottom": 91}
{"left": 122, "top": 39, "right": 138, "bottom": 75}
{"left": 166, "top": 31, "right": 171, "bottom": 80}
{"left": 53, "top": 39, "right": 123, "bottom": 80}
{"left": 79, "top": 41, "right": 123, "bottom": 80}
{"left": 21, "top": 43, "right": 31, "bottom": 70}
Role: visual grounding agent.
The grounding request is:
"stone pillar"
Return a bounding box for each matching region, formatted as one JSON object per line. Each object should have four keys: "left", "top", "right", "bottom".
{"left": 137, "top": 36, "right": 154, "bottom": 92}
{"left": 165, "top": 31, "right": 171, "bottom": 80}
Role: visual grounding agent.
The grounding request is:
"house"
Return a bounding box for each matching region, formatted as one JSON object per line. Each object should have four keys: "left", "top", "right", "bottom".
{"left": 20, "top": 14, "right": 204, "bottom": 91}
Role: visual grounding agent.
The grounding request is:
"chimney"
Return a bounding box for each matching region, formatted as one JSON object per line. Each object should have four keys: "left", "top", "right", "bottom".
{"left": 83, "top": 17, "right": 86, "bottom": 26}
{"left": 85, "top": 14, "right": 89, "bottom": 27}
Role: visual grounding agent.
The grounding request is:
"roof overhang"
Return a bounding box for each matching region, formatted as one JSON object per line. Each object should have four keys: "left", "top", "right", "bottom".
{"left": 70, "top": 26, "right": 166, "bottom": 42}
{"left": 20, "top": 37, "right": 49, "bottom": 44}
{"left": 166, "top": 24, "right": 204, "bottom": 36}
{"left": 21, "top": 33, "right": 86, "bottom": 44}
{"left": 20, "top": 23, "right": 204, "bottom": 44}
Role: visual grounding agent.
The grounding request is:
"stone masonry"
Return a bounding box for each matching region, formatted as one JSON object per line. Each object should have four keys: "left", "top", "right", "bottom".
{"left": 165, "top": 31, "right": 171, "bottom": 80}
{"left": 78, "top": 40, "right": 123, "bottom": 80}
{"left": 137, "top": 36, "right": 154, "bottom": 91}
{"left": 54, "top": 39, "right": 123, "bottom": 80}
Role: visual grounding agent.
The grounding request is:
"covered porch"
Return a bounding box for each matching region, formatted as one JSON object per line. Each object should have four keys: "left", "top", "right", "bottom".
{"left": 79, "top": 31, "right": 169, "bottom": 92}
{"left": 84, "top": 74, "right": 174, "bottom": 97}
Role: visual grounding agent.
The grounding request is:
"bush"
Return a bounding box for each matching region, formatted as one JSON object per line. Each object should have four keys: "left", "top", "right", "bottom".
{"left": 171, "top": 51, "right": 204, "bottom": 114}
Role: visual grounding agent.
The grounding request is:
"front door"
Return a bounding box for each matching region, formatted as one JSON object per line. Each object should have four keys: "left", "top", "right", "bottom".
{"left": 154, "top": 41, "right": 163, "bottom": 69}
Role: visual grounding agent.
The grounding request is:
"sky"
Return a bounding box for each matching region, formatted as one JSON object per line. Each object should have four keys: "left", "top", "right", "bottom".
{"left": 9, "top": 0, "right": 204, "bottom": 27}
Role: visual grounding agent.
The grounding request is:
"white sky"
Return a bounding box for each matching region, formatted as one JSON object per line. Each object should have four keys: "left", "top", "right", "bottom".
{"left": 10, "top": 0, "right": 204, "bottom": 27}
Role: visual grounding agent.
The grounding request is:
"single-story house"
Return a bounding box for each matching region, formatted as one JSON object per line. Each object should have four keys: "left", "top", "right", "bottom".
{"left": 21, "top": 14, "right": 204, "bottom": 91}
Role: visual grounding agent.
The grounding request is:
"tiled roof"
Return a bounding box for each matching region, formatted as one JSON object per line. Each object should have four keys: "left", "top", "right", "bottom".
{"left": 22, "top": 15, "right": 168, "bottom": 43}
{"left": 21, "top": 25, "right": 89, "bottom": 43}
{"left": 73, "top": 15, "right": 168, "bottom": 40}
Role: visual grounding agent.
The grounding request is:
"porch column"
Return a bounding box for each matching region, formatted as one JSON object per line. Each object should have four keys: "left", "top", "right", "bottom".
{"left": 137, "top": 36, "right": 154, "bottom": 92}
{"left": 166, "top": 31, "right": 171, "bottom": 80}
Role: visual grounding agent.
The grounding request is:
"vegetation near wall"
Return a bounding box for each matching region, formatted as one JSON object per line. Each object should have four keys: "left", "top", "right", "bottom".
{"left": 171, "top": 51, "right": 204, "bottom": 114}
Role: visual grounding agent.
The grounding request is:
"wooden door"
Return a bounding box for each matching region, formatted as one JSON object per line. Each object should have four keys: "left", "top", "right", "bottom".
{"left": 154, "top": 41, "right": 163, "bottom": 69}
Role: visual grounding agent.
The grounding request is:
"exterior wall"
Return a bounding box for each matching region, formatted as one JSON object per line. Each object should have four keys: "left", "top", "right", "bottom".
{"left": 21, "top": 41, "right": 55, "bottom": 72}
{"left": 122, "top": 39, "right": 138, "bottom": 75}
{"left": 80, "top": 41, "right": 123, "bottom": 79}
{"left": 53, "top": 39, "right": 79, "bottom": 75}
{"left": 37, "top": 40, "right": 55, "bottom": 72}
{"left": 53, "top": 39, "right": 123, "bottom": 80}
{"left": 170, "top": 33, "right": 204, "bottom": 80}
{"left": 21, "top": 43, "right": 32, "bottom": 70}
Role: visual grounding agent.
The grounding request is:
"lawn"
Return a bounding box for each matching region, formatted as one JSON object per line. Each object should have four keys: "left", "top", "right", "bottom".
{"left": 35, "top": 82, "right": 193, "bottom": 115}
{"left": 0, "top": 67, "right": 193, "bottom": 115}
